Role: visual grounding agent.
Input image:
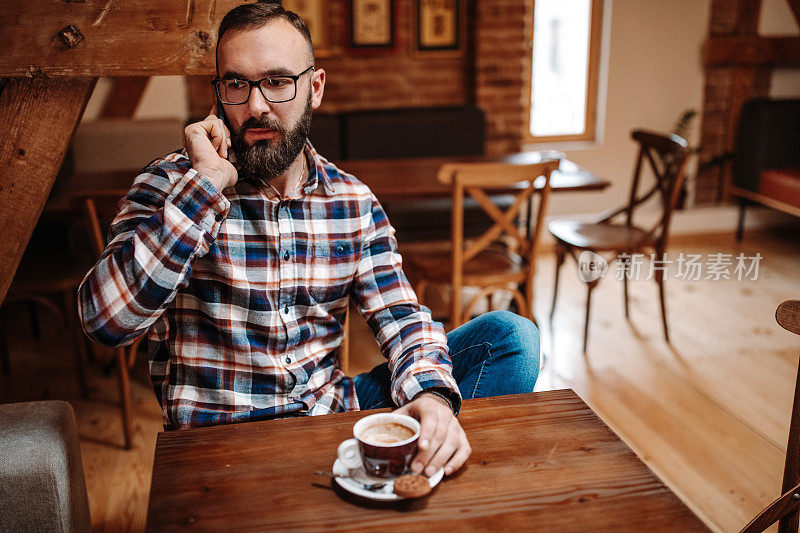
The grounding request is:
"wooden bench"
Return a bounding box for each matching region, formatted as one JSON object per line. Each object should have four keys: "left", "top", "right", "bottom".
{"left": 732, "top": 98, "right": 800, "bottom": 240}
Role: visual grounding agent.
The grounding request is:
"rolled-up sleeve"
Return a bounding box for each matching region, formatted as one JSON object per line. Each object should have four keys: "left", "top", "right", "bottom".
{"left": 78, "top": 165, "right": 230, "bottom": 347}
{"left": 351, "top": 195, "right": 462, "bottom": 413}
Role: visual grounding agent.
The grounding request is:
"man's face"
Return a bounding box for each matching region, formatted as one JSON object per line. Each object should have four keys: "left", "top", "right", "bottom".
{"left": 216, "top": 21, "right": 325, "bottom": 181}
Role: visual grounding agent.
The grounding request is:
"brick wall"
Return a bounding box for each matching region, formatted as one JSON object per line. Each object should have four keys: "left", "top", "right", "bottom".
{"left": 316, "top": 0, "right": 471, "bottom": 112}
{"left": 696, "top": 0, "right": 771, "bottom": 204}
{"left": 474, "top": 0, "right": 531, "bottom": 155}
{"left": 313, "top": 0, "right": 532, "bottom": 156}
{"left": 697, "top": 67, "right": 770, "bottom": 204}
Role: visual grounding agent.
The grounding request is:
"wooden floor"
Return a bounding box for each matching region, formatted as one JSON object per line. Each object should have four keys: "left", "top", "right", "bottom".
{"left": 1, "top": 227, "right": 799, "bottom": 532}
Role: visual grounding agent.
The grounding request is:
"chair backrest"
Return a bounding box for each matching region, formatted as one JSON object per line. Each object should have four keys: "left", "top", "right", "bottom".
{"left": 340, "top": 304, "right": 350, "bottom": 375}
{"left": 437, "top": 160, "right": 559, "bottom": 326}
{"left": 74, "top": 190, "right": 129, "bottom": 259}
{"left": 610, "top": 130, "right": 690, "bottom": 250}
{"left": 741, "top": 299, "right": 800, "bottom": 533}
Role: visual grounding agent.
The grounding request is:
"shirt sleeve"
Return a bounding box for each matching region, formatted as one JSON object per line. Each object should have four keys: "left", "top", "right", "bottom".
{"left": 351, "top": 194, "right": 462, "bottom": 414}
{"left": 78, "top": 164, "right": 230, "bottom": 347}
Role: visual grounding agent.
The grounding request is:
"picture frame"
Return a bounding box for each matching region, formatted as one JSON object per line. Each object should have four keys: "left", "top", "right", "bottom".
{"left": 349, "top": 0, "right": 395, "bottom": 49}
{"left": 282, "top": 0, "right": 332, "bottom": 57}
{"left": 415, "top": 0, "right": 464, "bottom": 54}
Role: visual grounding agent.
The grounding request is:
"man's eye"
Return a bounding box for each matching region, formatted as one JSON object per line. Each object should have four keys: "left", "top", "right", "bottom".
{"left": 227, "top": 79, "right": 247, "bottom": 90}
{"left": 266, "top": 77, "right": 291, "bottom": 88}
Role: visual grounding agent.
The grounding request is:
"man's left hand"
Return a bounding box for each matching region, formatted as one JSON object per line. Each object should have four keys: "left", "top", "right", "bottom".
{"left": 394, "top": 393, "right": 471, "bottom": 477}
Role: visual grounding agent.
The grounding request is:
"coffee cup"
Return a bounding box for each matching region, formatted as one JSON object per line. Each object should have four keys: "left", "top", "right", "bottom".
{"left": 337, "top": 413, "right": 420, "bottom": 479}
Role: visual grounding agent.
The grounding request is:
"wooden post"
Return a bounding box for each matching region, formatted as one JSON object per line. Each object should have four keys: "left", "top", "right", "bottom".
{"left": 788, "top": 0, "right": 800, "bottom": 26}
{"left": 0, "top": 77, "right": 96, "bottom": 304}
{"left": 186, "top": 76, "right": 217, "bottom": 122}
{"left": 100, "top": 77, "right": 150, "bottom": 118}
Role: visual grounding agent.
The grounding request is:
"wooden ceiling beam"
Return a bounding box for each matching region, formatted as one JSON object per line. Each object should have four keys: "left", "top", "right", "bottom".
{"left": 0, "top": 77, "right": 96, "bottom": 304}
{"left": 0, "top": 0, "right": 252, "bottom": 77}
{"left": 704, "top": 36, "right": 800, "bottom": 67}
{"left": 789, "top": 0, "right": 800, "bottom": 27}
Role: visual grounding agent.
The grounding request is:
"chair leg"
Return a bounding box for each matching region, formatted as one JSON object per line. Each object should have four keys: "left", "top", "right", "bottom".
{"left": 778, "top": 360, "right": 800, "bottom": 533}
{"left": 523, "top": 281, "right": 538, "bottom": 327}
{"left": 0, "top": 311, "right": 9, "bottom": 375}
{"left": 583, "top": 280, "right": 599, "bottom": 353}
{"left": 28, "top": 301, "right": 41, "bottom": 340}
{"left": 63, "top": 290, "right": 89, "bottom": 398}
{"left": 416, "top": 280, "right": 428, "bottom": 307}
{"left": 656, "top": 270, "right": 670, "bottom": 343}
{"left": 550, "top": 244, "right": 566, "bottom": 321}
{"left": 623, "top": 265, "right": 630, "bottom": 319}
{"left": 117, "top": 347, "right": 133, "bottom": 449}
{"left": 736, "top": 199, "right": 747, "bottom": 242}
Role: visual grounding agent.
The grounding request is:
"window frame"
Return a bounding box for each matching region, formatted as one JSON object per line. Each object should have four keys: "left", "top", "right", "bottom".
{"left": 524, "top": 0, "right": 604, "bottom": 143}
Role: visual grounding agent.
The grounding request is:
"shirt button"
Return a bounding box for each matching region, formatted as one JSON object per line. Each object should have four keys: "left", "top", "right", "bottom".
{"left": 283, "top": 306, "right": 290, "bottom": 314}
{"left": 336, "top": 244, "right": 345, "bottom": 254}
{"left": 284, "top": 250, "right": 290, "bottom": 261}
{"left": 285, "top": 356, "right": 292, "bottom": 364}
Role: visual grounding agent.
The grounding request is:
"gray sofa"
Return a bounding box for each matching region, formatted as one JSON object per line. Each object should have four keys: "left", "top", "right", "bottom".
{"left": 0, "top": 401, "right": 91, "bottom": 532}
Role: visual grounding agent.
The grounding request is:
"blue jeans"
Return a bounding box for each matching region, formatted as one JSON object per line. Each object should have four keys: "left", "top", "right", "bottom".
{"left": 353, "top": 310, "right": 541, "bottom": 410}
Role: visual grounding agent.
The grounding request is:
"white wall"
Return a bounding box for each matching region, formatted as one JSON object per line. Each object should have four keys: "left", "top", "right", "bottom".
{"left": 760, "top": 0, "right": 800, "bottom": 99}
{"left": 76, "top": 77, "right": 189, "bottom": 174}
{"left": 528, "top": 0, "right": 800, "bottom": 226}
{"left": 527, "top": 0, "right": 712, "bottom": 217}
{"left": 82, "top": 76, "right": 189, "bottom": 122}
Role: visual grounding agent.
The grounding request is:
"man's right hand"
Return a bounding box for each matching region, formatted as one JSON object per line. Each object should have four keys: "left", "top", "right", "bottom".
{"left": 184, "top": 113, "right": 238, "bottom": 192}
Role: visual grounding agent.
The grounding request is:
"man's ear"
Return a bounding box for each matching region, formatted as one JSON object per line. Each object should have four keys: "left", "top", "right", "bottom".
{"left": 311, "top": 68, "right": 326, "bottom": 111}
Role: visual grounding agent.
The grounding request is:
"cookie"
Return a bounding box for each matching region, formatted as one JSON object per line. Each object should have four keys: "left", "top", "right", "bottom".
{"left": 392, "top": 474, "right": 432, "bottom": 499}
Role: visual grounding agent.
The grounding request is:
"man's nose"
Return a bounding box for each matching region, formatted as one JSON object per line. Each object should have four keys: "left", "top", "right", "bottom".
{"left": 246, "top": 84, "right": 273, "bottom": 117}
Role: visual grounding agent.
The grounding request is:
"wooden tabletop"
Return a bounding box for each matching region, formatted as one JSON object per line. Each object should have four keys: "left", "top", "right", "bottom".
{"left": 45, "top": 154, "right": 609, "bottom": 213}
{"left": 146, "top": 389, "right": 706, "bottom": 532}
{"left": 336, "top": 156, "right": 609, "bottom": 202}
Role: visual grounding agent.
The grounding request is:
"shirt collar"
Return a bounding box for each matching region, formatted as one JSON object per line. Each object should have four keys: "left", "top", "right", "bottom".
{"left": 302, "top": 140, "right": 336, "bottom": 196}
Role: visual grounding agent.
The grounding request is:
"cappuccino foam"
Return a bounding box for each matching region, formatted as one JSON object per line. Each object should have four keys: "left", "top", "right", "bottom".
{"left": 361, "top": 422, "right": 416, "bottom": 445}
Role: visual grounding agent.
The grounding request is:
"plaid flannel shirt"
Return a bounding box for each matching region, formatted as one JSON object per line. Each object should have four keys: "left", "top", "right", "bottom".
{"left": 78, "top": 140, "right": 460, "bottom": 430}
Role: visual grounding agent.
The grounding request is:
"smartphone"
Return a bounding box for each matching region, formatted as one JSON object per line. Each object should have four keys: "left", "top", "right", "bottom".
{"left": 215, "top": 97, "right": 237, "bottom": 165}
{"left": 215, "top": 96, "right": 230, "bottom": 130}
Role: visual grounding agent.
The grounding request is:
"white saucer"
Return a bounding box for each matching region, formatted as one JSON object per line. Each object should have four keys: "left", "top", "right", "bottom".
{"left": 331, "top": 458, "right": 444, "bottom": 501}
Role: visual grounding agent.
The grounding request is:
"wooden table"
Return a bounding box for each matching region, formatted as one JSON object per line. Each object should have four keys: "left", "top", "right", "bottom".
{"left": 45, "top": 154, "right": 609, "bottom": 214}
{"left": 337, "top": 155, "right": 609, "bottom": 202}
{"left": 146, "top": 389, "right": 706, "bottom": 531}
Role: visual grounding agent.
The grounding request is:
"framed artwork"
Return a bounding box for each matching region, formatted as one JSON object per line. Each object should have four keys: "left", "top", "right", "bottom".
{"left": 415, "top": 0, "right": 463, "bottom": 54}
{"left": 349, "top": 0, "right": 395, "bottom": 49}
{"left": 282, "top": 0, "right": 332, "bottom": 57}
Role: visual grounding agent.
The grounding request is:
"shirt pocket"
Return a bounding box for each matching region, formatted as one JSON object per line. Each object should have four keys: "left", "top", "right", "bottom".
{"left": 308, "top": 240, "right": 359, "bottom": 304}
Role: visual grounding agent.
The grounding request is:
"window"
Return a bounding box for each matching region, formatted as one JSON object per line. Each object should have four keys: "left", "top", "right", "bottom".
{"left": 527, "top": 0, "right": 603, "bottom": 142}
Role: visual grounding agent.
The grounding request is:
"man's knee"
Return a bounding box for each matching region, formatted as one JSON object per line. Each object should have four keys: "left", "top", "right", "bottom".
{"left": 475, "top": 310, "right": 540, "bottom": 350}
{"left": 457, "top": 311, "right": 540, "bottom": 396}
{"left": 472, "top": 310, "right": 540, "bottom": 371}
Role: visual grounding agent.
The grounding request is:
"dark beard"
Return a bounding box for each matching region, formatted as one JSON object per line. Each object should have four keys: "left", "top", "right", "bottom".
{"left": 231, "top": 94, "right": 313, "bottom": 183}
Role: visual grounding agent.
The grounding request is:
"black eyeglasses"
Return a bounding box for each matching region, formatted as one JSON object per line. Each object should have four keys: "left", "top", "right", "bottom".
{"left": 212, "top": 66, "right": 315, "bottom": 105}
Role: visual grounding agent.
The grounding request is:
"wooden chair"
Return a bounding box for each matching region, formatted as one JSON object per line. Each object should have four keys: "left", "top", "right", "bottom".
{"left": 0, "top": 253, "right": 91, "bottom": 395}
{"left": 403, "top": 160, "right": 559, "bottom": 330}
{"left": 740, "top": 300, "right": 800, "bottom": 533}
{"left": 549, "top": 130, "right": 690, "bottom": 352}
{"left": 77, "top": 190, "right": 139, "bottom": 449}
{"left": 340, "top": 304, "right": 350, "bottom": 376}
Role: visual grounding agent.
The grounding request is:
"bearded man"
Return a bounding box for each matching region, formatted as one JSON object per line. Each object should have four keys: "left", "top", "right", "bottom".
{"left": 78, "top": 3, "right": 541, "bottom": 478}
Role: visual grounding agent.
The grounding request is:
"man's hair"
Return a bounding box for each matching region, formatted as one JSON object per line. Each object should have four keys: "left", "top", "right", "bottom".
{"left": 216, "top": 3, "right": 315, "bottom": 67}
